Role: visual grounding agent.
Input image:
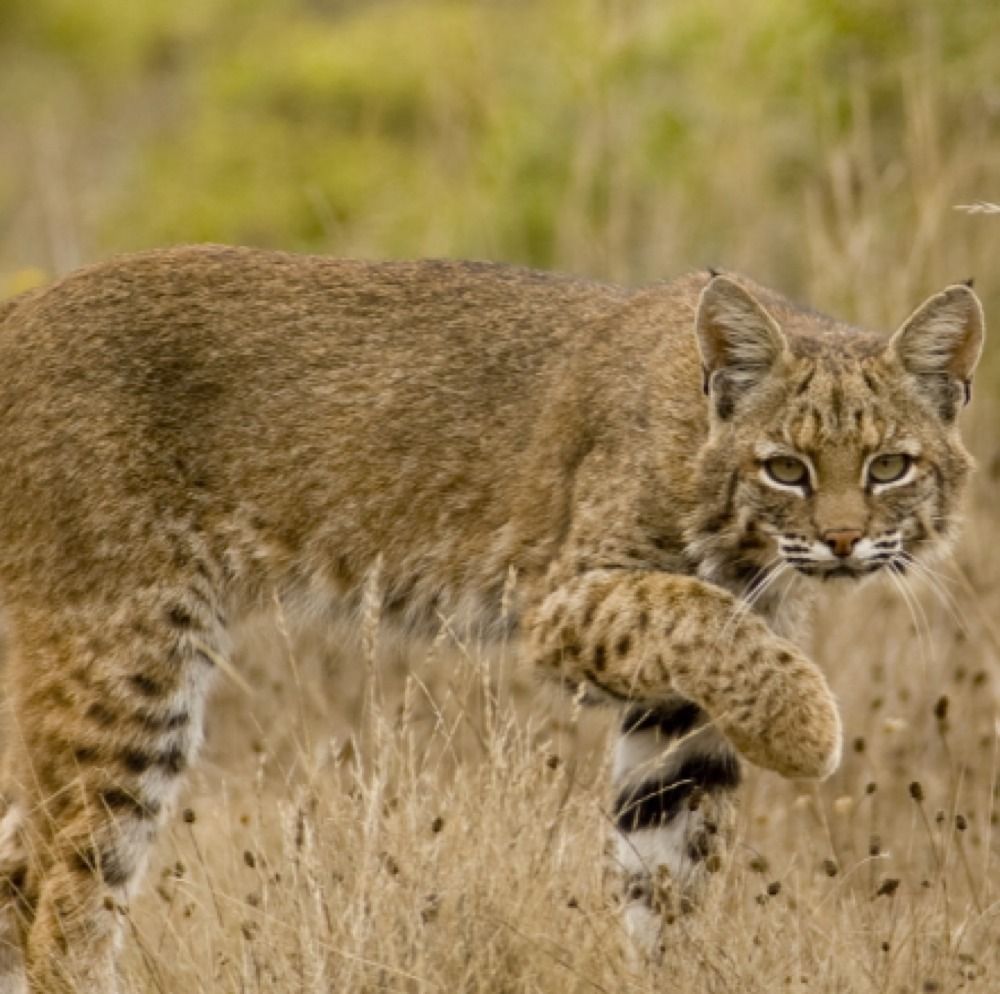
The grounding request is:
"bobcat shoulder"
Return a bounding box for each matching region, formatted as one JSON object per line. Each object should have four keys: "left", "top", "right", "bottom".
{"left": 0, "top": 245, "right": 983, "bottom": 990}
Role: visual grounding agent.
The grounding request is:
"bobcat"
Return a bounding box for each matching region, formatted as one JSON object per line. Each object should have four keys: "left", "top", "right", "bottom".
{"left": 0, "top": 245, "right": 983, "bottom": 992}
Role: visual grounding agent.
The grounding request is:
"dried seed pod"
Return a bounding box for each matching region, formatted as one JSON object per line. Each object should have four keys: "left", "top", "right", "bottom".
{"left": 876, "top": 878, "right": 900, "bottom": 897}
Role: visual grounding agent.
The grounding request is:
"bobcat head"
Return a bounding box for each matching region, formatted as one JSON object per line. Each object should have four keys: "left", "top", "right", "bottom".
{"left": 687, "top": 274, "right": 984, "bottom": 587}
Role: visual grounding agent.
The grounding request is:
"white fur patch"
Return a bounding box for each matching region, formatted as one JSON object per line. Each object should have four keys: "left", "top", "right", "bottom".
{"left": 0, "top": 803, "right": 26, "bottom": 994}
{"left": 615, "top": 810, "right": 705, "bottom": 886}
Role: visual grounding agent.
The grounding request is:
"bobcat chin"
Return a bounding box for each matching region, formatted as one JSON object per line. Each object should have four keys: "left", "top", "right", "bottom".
{"left": 0, "top": 246, "right": 983, "bottom": 991}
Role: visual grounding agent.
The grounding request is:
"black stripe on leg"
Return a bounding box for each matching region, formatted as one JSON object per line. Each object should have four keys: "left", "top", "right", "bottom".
{"left": 118, "top": 745, "right": 187, "bottom": 776}
{"left": 73, "top": 846, "right": 132, "bottom": 888}
{"left": 131, "top": 708, "right": 190, "bottom": 734}
{"left": 621, "top": 700, "right": 703, "bottom": 738}
{"left": 99, "top": 788, "right": 162, "bottom": 819}
{"left": 614, "top": 752, "right": 741, "bottom": 833}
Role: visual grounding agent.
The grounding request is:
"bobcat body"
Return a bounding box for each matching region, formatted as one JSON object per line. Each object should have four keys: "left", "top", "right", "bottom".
{"left": 0, "top": 246, "right": 983, "bottom": 991}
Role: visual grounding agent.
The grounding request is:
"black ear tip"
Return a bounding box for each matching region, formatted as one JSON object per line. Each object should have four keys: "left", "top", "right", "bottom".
{"left": 963, "top": 276, "right": 975, "bottom": 288}
{"left": 707, "top": 266, "right": 721, "bottom": 279}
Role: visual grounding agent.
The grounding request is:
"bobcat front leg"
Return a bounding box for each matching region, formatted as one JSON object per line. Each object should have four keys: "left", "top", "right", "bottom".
{"left": 527, "top": 568, "right": 841, "bottom": 779}
{"left": 526, "top": 567, "right": 840, "bottom": 954}
{"left": 611, "top": 700, "right": 739, "bottom": 952}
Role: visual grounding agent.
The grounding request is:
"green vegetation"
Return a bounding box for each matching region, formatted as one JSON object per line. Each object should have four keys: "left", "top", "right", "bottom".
{"left": 2, "top": 0, "right": 998, "bottom": 309}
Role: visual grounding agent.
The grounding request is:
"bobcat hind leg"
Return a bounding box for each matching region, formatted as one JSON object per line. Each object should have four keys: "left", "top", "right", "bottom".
{"left": 2, "top": 588, "right": 221, "bottom": 994}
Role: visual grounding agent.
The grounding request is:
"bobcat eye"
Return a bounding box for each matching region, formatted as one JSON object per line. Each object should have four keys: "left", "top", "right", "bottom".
{"left": 868, "top": 453, "right": 911, "bottom": 485}
{"left": 764, "top": 456, "right": 809, "bottom": 488}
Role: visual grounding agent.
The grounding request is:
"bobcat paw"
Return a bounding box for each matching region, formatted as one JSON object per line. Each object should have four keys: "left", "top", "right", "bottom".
{"left": 704, "top": 639, "right": 842, "bottom": 780}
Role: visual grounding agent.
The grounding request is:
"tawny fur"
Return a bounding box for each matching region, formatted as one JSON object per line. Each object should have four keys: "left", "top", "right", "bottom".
{"left": 0, "top": 246, "right": 983, "bottom": 991}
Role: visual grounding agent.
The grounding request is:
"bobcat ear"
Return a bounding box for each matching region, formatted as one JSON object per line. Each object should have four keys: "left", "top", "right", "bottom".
{"left": 695, "top": 276, "right": 787, "bottom": 418}
{"left": 889, "top": 284, "right": 985, "bottom": 418}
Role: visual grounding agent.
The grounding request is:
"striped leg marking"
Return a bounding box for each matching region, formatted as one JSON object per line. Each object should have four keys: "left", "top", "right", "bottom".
{"left": 612, "top": 698, "right": 740, "bottom": 953}
{"left": 4, "top": 587, "right": 224, "bottom": 994}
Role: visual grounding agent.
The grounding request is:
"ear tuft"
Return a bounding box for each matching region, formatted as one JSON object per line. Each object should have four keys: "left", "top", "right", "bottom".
{"left": 695, "top": 276, "right": 787, "bottom": 416}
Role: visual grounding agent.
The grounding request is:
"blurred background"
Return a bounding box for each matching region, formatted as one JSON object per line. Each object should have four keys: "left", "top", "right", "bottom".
{"left": 1, "top": 2, "right": 999, "bottom": 990}
{"left": 1, "top": 0, "right": 998, "bottom": 323}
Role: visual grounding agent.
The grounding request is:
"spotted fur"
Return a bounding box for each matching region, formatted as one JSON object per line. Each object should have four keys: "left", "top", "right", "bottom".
{"left": 0, "top": 248, "right": 983, "bottom": 989}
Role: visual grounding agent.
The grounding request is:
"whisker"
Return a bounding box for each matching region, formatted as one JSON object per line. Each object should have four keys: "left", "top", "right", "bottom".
{"left": 720, "top": 561, "right": 790, "bottom": 645}
{"left": 886, "top": 562, "right": 934, "bottom": 672}
{"left": 716, "top": 558, "right": 780, "bottom": 645}
{"left": 897, "top": 552, "right": 972, "bottom": 637}
{"left": 772, "top": 567, "right": 800, "bottom": 628}
{"left": 898, "top": 549, "right": 959, "bottom": 587}
{"left": 744, "top": 563, "right": 789, "bottom": 614}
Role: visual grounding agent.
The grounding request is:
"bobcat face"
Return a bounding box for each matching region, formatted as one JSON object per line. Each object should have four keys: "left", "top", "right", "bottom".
{"left": 738, "top": 360, "right": 970, "bottom": 580}
{"left": 689, "top": 275, "right": 984, "bottom": 586}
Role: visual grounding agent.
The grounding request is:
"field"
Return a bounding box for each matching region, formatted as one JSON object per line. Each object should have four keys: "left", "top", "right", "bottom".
{"left": 1, "top": 1, "right": 999, "bottom": 991}
{"left": 117, "top": 512, "right": 1000, "bottom": 994}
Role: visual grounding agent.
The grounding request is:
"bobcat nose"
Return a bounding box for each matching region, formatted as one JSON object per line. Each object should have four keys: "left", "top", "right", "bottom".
{"left": 822, "top": 528, "right": 862, "bottom": 558}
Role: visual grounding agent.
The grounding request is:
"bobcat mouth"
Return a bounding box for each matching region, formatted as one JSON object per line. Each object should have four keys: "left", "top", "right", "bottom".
{"left": 786, "top": 560, "right": 892, "bottom": 580}
{"left": 778, "top": 534, "right": 907, "bottom": 580}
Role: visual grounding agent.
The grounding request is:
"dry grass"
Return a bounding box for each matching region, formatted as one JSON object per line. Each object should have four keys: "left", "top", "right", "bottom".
{"left": 114, "top": 484, "right": 1000, "bottom": 993}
